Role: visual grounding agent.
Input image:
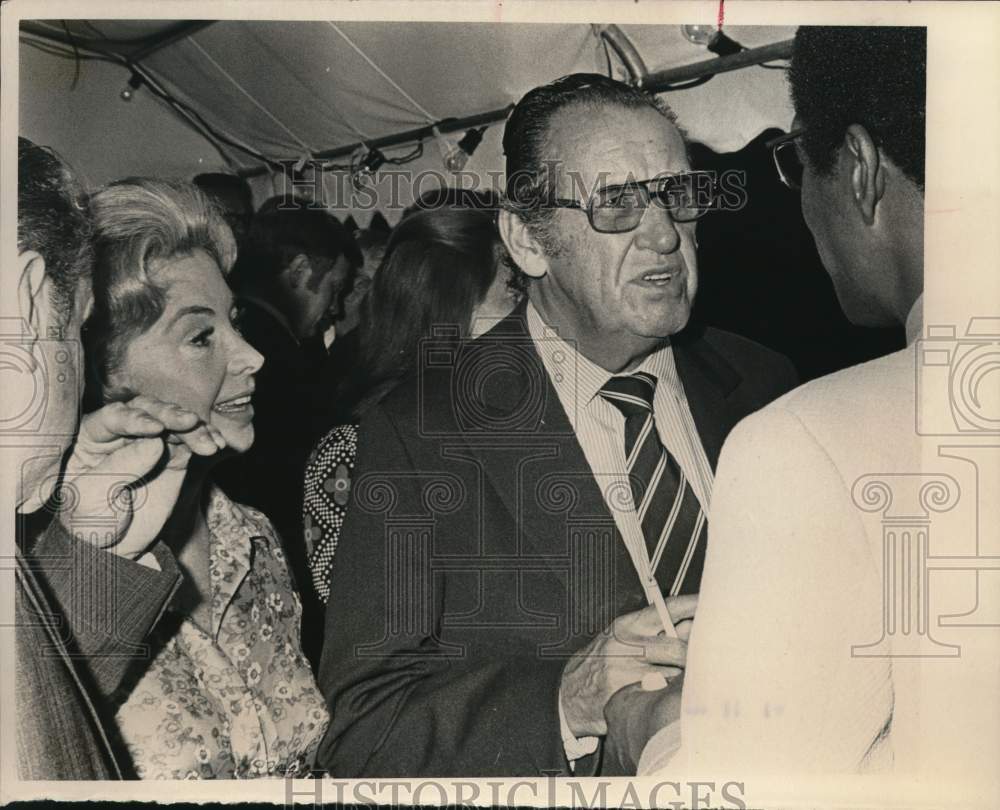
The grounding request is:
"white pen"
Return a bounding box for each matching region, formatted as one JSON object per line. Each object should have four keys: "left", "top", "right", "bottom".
{"left": 649, "top": 576, "right": 677, "bottom": 638}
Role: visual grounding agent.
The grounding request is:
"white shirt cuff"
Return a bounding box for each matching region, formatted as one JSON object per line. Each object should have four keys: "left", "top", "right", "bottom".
{"left": 558, "top": 687, "right": 599, "bottom": 765}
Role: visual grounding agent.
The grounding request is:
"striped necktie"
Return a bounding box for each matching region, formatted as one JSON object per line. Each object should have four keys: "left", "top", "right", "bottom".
{"left": 599, "top": 372, "right": 706, "bottom": 595}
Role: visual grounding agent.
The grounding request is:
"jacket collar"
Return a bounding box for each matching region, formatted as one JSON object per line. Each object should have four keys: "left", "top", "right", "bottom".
{"left": 670, "top": 322, "right": 744, "bottom": 470}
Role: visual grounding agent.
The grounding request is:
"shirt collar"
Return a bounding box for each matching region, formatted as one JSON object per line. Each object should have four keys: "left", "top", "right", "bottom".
{"left": 905, "top": 293, "right": 923, "bottom": 346}
{"left": 204, "top": 485, "right": 275, "bottom": 639}
{"left": 525, "top": 299, "right": 683, "bottom": 405}
{"left": 205, "top": 485, "right": 275, "bottom": 548}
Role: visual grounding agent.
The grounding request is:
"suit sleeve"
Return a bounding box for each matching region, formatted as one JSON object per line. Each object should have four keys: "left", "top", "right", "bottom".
{"left": 26, "top": 519, "right": 182, "bottom": 701}
{"left": 15, "top": 553, "right": 123, "bottom": 780}
{"left": 658, "top": 406, "right": 892, "bottom": 775}
{"left": 315, "top": 404, "right": 569, "bottom": 777}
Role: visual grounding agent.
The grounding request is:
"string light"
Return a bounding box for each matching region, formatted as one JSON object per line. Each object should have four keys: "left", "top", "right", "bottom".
{"left": 681, "top": 25, "right": 715, "bottom": 46}
{"left": 351, "top": 146, "right": 387, "bottom": 189}
{"left": 680, "top": 24, "right": 743, "bottom": 56}
{"left": 119, "top": 71, "right": 143, "bottom": 102}
{"left": 445, "top": 127, "right": 487, "bottom": 172}
{"left": 434, "top": 125, "right": 487, "bottom": 172}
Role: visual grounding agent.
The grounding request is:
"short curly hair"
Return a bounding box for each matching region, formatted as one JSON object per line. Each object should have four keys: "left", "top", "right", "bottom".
{"left": 85, "top": 178, "right": 236, "bottom": 400}
{"left": 17, "top": 137, "right": 93, "bottom": 329}
{"left": 790, "top": 26, "right": 926, "bottom": 189}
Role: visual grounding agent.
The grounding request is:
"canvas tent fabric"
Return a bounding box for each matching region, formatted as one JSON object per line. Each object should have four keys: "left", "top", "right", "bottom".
{"left": 20, "top": 21, "right": 795, "bottom": 220}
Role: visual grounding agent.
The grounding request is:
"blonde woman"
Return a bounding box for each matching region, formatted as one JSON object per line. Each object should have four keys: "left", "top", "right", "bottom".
{"left": 85, "top": 179, "right": 328, "bottom": 778}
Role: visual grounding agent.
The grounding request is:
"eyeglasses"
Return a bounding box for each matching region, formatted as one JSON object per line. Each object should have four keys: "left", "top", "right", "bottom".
{"left": 767, "top": 128, "right": 805, "bottom": 190}
{"left": 549, "top": 172, "right": 716, "bottom": 234}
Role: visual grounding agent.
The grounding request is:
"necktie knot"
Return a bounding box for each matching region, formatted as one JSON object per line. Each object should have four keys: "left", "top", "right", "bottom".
{"left": 599, "top": 372, "right": 658, "bottom": 418}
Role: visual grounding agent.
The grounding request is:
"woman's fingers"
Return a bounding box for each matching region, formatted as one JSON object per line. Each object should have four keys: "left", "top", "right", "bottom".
{"left": 126, "top": 396, "right": 223, "bottom": 454}
{"left": 125, "top": 396, "right": 223, "bottom": 456}
{"left": 126, "top": 396, "right": 200, "bottom": 432}
{"left": 76, "top": 397, "right": 225, "bottom": 470}
{"left": 77, "top": 401, "right": 163, "bottom": 445}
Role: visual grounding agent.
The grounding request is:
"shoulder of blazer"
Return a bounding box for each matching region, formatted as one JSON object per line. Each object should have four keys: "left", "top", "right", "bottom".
{"left": 674, "top": 321, "right": 796, "bottom": 396}
{"left": 374, "top": 304, "right": 539, "bottom": 424}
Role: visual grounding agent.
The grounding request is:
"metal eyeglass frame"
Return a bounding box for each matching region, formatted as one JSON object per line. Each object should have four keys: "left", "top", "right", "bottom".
{"left": 547, "top": 171, "right": 716, "bottom": 233}
{"left": 766, "top": 128, "right": 806, "bottom": 190}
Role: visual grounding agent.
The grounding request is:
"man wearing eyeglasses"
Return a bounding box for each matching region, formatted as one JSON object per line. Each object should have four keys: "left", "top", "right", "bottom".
{"left": 316, "top": 73, "right": 796, "bottom": 777}
{"left": 603, "top": 27, "right": 986, "bottom": 788}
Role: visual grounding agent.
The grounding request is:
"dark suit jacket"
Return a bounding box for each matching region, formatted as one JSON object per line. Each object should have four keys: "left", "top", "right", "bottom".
{"left": 17, "top": 517, "right": 180, "bottom": 779}
{"left": 216, "top": 297, "right": 333, "bottom": 667}
{"left": 316, "top": 307, "right": 797, "bottom": 777}
{"left": 217, "top": 297, "right": 313, "bottom": 543}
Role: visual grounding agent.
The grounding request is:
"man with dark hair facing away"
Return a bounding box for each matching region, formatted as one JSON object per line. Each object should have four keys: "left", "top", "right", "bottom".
{"left": 606, "top": 27, "right": 996, "bottom": 788}
{"left": 14, "top": 139, "right": 224, "bottom": 778}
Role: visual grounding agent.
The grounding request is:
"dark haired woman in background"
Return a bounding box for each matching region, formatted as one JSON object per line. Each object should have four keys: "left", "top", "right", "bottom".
{"left": 303, "top": 203, "right": 521, "bottom": 605}
{"left": 84, "top": 179, "right": 328, "bottom": 778}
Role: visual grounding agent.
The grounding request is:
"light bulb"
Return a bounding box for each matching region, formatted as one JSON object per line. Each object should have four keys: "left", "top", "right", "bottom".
{"left": 120, "top": 72, "right": 143, "bottom": 103}
{"left": 442, "top": 127, "right": 486, "bottom": 173}
{"left": 445, "top": 147, "right": 469, "bottom": 172}
{"left": 681, "top": 25, "right": 716, "bottom": 46}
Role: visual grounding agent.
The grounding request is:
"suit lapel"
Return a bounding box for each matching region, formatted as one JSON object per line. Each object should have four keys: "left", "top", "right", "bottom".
{"left": 671, "top": 328, "right": 744, "bottom": 471}
{"left": 458, "top": 307, "right": 616, "bottom": 568}
{"left": 452, "top": 312, "right": 746, "bottom": 616}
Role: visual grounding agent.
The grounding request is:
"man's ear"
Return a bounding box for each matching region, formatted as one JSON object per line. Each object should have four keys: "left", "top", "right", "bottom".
{"left": 498, "top": 210, "right": 550, "bottom": 280}
{"left": 17, "top": 250, "right": 52, "bottom": 352}
{"left": 844, "top": 123, "right": 885, "bottom": 226}
{"left": 283, "top": 254, "right": 310, "bottom": 289}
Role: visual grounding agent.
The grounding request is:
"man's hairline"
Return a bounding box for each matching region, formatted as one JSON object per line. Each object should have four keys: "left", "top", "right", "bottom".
{"left": 508, "top": 101, "right": 692, "bottom": 230}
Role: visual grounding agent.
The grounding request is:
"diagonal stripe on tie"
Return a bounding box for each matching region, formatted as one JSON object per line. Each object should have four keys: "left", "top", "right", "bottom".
{"left": 600, "top": 373, "right": 707, "bottom": 595}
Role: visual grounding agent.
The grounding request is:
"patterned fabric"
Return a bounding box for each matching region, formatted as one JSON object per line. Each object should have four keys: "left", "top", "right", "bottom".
{"left": 599, "top": 373, "right": 706, "bottom": 596}
{"left": 302, "top": 424, "right": 358, "bottom": 603}
{"left": 114, "top": 486, "right": 329, "bottom": 779}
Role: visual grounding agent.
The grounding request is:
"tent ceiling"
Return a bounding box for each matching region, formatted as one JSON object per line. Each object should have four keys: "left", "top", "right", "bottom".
{"left": 27, "top": 20, "right": 796, "bottom": 167}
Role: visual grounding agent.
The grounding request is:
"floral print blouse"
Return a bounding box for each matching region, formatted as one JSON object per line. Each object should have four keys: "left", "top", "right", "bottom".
{"left": 114, "top": 486, "right": 329, "bottom": 779}
{"left": 302, "top": 423, "right": 358, "bottom": 604}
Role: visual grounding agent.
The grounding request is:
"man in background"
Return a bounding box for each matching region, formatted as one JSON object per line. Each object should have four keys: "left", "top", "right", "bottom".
{"left": 314, "top": 223, "right": 387, "bottom": 430}
{"left": 14, "top": 138, "right": 221, "bottom": 778}
{"left": 193, "top": 171, "right": 254, "bottom": 250}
